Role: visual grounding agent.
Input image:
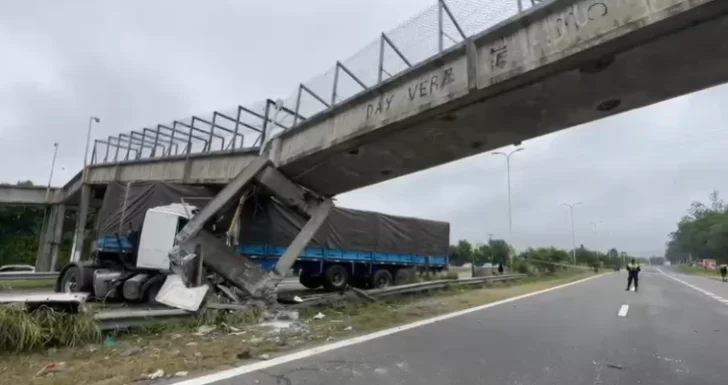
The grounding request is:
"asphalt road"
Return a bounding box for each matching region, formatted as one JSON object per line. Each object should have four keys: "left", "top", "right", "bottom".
{"left": 173, "top": 268, "right": 728, "bottom": 385}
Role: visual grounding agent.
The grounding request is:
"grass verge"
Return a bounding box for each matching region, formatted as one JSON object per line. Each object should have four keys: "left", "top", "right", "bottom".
{"left": 0, "top": 306, "right": 101, "bottom": 352}
{"left": 0, "top": 279, "right": 56, "bottom": 291}
{"left": 673, "top": 265, "right": 721, "bottom": 278}
{"left": 0, "top": 271, "right": 594, "bottom": 385}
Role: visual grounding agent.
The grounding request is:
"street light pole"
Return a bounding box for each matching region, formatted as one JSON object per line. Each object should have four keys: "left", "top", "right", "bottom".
{"left": 83, "top": 116, "right": 101, "bottom": 168}
{"left": 46, "top": 142, "right": 59, "bottom": 201}
{"left": 562, "top": 202, "right": 583, "bottom": 264}
{"left": 492, "top": 147, "right": 524, "bottom": 266}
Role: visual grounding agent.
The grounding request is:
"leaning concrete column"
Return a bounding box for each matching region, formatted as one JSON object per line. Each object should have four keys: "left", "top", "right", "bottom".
{"left": 70, "top": 185, "right": 90, "bottom": 262}
{"left": 49, "top": 204, "right": 66, "bottom": 271}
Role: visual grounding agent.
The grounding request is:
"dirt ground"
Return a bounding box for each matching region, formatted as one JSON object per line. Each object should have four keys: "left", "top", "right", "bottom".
{"left": 0, "top": 272, "right": 593, "bottom": 385}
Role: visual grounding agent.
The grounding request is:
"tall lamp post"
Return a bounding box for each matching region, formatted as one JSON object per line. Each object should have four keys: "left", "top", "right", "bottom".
{"left": 83, "top": 116, "right": 101, "bottom": 167}
{"left": 46, "top": 142, "right": 59, "bottom": 200}
{"left": 492, "top": 147, "right": 524, "bottom": 266}
{"left": 561, "top": 202, "right": 582, "bottom": 264}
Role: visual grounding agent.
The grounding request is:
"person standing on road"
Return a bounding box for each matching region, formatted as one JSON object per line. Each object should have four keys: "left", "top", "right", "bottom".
{"left": 719, "top": 264, "right": 727, "bottom": 282}
{"left": 498, "top": 263, "right": 504, "bottom": 275}
{"left": 625, "top": 259, "right": 641, "bottom": 292}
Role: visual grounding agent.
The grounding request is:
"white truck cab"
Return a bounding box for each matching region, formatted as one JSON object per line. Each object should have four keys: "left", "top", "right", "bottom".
{"left": 136, "top": 203, "right": 195, "bottom": 271}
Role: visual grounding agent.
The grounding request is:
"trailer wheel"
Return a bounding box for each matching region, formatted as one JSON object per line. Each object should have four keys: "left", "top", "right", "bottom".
{"left": 371, "top": 269, "right": 393, "bottom": 289}
{"left": 299, "top": 274, "right": 323, "bottom": 290}
{"left": 322, "top": 264, "right": 349, "bottom": 291}
{"left": 59, "top": 266, "right": 83, "bottom": 293}
{"left": 394, "top": 268, "right": 415, "bottom": 285}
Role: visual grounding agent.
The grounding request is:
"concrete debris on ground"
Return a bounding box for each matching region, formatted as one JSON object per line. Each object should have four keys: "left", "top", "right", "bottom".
{"left": 195, "top": 324, "right": 217, "bottom": 334}
{"left": 274, "top": 310, "right": 300, "bottom": 321}
{"left": 121, "top": 347, "right": 143, "bottom": 357}
{"left": 133, "top": 368, "right": 187, "bottom": 382}
{"left": 35, "top": 362, "right": 67, "bottom": 377}
{"left": 312, "top": 312, "right": 325, "bottom": 320}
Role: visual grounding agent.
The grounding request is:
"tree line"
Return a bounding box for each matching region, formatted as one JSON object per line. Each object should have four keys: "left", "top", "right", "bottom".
{"left": 448, "top": 238, "right": 637, "bottom": 273}
{"left": 666, "top": 191, "right": 728, "bottom": 264}
{"left": 0, "top": 181, "right": 76, "bottom": 267}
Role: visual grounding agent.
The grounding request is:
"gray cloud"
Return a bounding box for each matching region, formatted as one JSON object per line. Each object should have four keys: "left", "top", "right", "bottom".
{"left": 2, "top": 0, "right": 727, "bottom": 257}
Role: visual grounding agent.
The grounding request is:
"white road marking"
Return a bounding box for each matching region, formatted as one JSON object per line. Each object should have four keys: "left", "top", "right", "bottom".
{"left": 617, "top": 304, "right": 629, "bottom": 317}
{"left": 171, "top": 274, "right": 608, "bottom": 385}
{"left": 658, "top": 268, "right": 728, "bottom": 306}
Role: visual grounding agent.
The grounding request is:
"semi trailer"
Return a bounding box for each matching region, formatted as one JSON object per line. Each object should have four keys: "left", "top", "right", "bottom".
{"left": 55, "top": 180, "right": 450, "bottom": 303}
{"left": 238, "top": 194, "right": 449, "bottom": 290}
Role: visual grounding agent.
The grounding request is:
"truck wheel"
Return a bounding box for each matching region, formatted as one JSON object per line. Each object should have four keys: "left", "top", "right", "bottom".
{"left": 371, "top": 269, "right": 393, "bottom": 289}
{"left": 59, "top": 266, "right": 83, "bottom": 293}
{"left": 394, "top": 268, "right": 415, "bottom": 285}
{"left": 322, "top": 264, "right": 349, "bottom": 291}
{"left": 299, "top": 274, "right": 323, "bottom": 289}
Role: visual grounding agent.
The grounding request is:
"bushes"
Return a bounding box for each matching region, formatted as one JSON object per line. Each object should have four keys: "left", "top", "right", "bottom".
{"left": 0, "top": 306, "right": 101, "bottom": 353}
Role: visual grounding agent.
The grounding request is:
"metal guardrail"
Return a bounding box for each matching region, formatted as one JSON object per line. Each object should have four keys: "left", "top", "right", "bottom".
{"left": 2, "top": 274, "right": 527, "bottom": 330}
{"left": 0, "top": 272, "right": 59, "bottom": 281}
{"left": 96, "top": 308, "right": 194, "bottom": 331}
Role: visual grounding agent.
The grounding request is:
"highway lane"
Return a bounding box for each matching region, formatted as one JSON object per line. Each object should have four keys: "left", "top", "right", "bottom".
{"left": 173, "top": 270, "right": 727, "bottom": 385}
{"left": 661, "top": 267, "right": 728, "bottom": 304}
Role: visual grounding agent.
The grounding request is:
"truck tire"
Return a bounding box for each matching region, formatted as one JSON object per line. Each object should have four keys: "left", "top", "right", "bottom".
{"left": 371, "top": 269, "right": 393, "bottom": 289}
{"left": 394, "top": 268, "right": 415, "bottom": 285}
{"left": 322, "top": 264, "right": 349, "bottom": 291}
{"left": 299, "top": 274, "right": 323, "bottom": 289}
{"left": 59, "top": 266, "right": 83, "bottom": 293}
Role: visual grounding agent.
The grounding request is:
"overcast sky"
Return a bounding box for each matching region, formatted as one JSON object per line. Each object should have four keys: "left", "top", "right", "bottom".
{"left": 2, "top": 0, "right": 727, "bottom": 257}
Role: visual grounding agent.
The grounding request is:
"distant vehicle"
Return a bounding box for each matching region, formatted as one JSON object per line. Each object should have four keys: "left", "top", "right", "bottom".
{"left": 0, "top": 264, "right": 35, "bottom": 273}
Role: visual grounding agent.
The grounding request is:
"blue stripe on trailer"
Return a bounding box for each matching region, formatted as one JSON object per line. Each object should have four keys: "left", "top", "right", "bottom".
{"left": 239, "top": 243, "right": 448, "bottom": 267}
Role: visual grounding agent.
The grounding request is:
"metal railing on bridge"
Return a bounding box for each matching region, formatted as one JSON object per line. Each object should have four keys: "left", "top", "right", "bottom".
{"left": 89, "top": 0, "right": 547, "bottom": 166}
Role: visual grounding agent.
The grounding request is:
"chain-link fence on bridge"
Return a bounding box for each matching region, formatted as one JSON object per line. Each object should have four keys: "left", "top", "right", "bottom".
{"left": 90, "top": 0, "right": 548, "bottom": 165}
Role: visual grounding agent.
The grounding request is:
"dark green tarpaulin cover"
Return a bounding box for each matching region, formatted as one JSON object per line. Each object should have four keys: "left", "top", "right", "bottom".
{"left": 98, "top": 182, "right": 450, "bottom": 256}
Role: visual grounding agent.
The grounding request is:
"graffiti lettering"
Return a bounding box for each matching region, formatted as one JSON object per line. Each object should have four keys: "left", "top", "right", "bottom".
{"left": 587, "top": 2, "right": 608, "bottom": 20}
{"left": 551, "top": 2, "right": 608, "bottom": 41}
{"left": 490, "top": 45, "right": 508, "bottom": 70}
{"left": 365, "top": 94, "right": 394, "bottom": 119}
{"left": 364, "top": 67, "right": 455, "bottom": 120}
{"left": 407, "top": 67, "right": 454, "bottom": 101}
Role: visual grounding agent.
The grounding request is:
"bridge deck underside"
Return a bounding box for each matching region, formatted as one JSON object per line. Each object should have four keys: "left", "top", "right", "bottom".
{"left": 280, "top": 9, "right": 728, "bottom": 197}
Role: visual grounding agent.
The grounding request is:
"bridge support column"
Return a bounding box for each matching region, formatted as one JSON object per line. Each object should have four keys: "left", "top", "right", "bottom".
{"left": 49, "top": 204, "right": 66, "bottom": 271}
{"left": 34, "top": 206, "right": 52, "bottom": 271}
{"left": 70, "top": 185, "right": 90, "bottom": 262}
{"left": 169, "top": 155, "right": 333, "bottom": 299}
{"left": 34, "top": 203, "right": 66, "bottom": 271}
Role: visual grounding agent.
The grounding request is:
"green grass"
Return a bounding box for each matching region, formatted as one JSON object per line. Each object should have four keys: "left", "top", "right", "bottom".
{"left": 674, "top": 264, "right": 720, "bottom": 277}
{"left": 0, "top": 305, "right": 101, "bottom": 353}
{"left": 0, "top": 279, "right": 56, "bottom": 290}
